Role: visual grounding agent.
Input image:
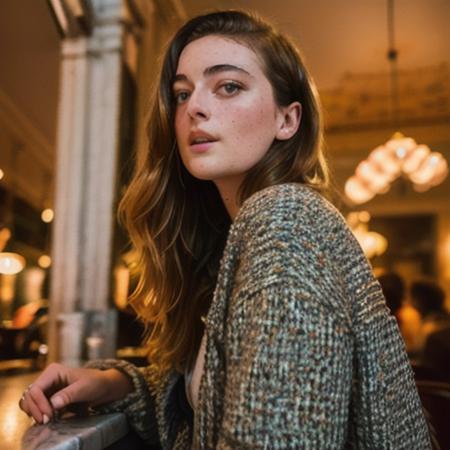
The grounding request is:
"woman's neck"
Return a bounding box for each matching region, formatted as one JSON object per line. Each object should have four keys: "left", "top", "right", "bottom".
{"left": 214, "top": 178, "right": 242, "bottom": 220}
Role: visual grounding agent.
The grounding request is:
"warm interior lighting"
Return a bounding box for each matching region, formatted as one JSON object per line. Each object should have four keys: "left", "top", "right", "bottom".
{"left": 114, "top": 265, "right": 130, "bottom": 310}
{"left": 347, "top": 212, "right": 388, "bottom": 259}
{"left": 0, "top": 252, "right": 26, "bottom": 275}
{"left": 0, "top": 228, "right": 11, "bottom": 251}
{"left": 0, "top": 229, "right": 26, "bottom": 275}
{"left": 358, "top": 211, "right": 371, "bottom": 223}
{"left": 38, "top": 255, "right": 52, "bottom": 269}
{"left": 352, "top": 225, "right": 388, "bottom": 259}
{"left": 441, "top": 232, "right": 450, "bottom": 280}
{"left": 41, "top": 208, "right": 54, "bottom": 223}
{"left": 345, "top": 133, "right": 449, "bottom": 204}
{"left": 0, "top": 168, "right": 4, "bottom": 180}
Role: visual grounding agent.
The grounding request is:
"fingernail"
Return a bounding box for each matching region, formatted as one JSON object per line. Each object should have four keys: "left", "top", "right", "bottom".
{"left": 30, "top": 417, "right": 36, "bottom": 426}
{"left": 42, "top": 414, "right": 49, "bottom": 424}
{"left": 51, "top": 395, "right": 64, "bottom": 409}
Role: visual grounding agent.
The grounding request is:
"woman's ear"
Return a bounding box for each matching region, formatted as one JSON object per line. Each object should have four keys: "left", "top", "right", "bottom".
{"left": 275, "top": 102, "right": 302, "bottom": 140}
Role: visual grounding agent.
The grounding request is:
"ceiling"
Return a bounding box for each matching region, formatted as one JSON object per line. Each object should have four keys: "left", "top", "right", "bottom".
{"left": 181, "top": 0, "right": 450, "bottom": 90}
{"left": 0, "top": 0, "right": 60, "bottom": 146}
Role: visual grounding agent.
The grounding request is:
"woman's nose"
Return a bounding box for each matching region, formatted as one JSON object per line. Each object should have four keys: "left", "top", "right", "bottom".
{"left": 186, "top": 91, "right": 210, "bottom": 121}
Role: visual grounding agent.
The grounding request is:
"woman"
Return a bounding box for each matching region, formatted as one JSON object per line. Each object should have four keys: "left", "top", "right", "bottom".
{"left": 19, "top": 10, "right": 431, "bottom": 449}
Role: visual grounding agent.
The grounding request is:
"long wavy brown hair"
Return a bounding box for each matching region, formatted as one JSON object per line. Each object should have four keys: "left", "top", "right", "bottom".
{"left": 119, "top": 10, "right": 329, "bottom": 374}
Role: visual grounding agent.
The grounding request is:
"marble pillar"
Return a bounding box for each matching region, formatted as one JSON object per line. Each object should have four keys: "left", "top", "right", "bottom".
{"left": 48, "top": 0, "right": 128, "bottom": 365}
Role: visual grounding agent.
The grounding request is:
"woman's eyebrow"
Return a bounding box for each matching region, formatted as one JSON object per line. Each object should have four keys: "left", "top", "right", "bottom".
{"left": 173, "top": 64, "right": 251, "bottom": 84}
{"left": 204, "top": 64, "right": 251, "bottom": 77}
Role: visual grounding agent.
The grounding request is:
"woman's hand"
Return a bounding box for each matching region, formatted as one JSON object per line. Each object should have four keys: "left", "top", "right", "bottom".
{"left": 18, "top": 362, "right": 133, "bottom": 424}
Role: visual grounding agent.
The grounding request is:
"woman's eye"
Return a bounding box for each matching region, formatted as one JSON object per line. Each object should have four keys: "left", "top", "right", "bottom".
{"left": 174, "top": 91, "right": 190, "bottom": 104}
{"left": 218, "top": 82, "right": 242, "bottom": 96}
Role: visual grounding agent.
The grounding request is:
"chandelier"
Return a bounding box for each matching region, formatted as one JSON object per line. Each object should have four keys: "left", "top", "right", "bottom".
{"left": 345, "top": 0, "right": 448, "bottom": 205}
{"left": 345, "top": 132, "right": 448, "bottom": 204}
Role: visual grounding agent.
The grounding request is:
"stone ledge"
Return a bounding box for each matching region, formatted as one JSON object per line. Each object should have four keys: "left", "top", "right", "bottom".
{"left": 21, "top": 413, "right": 128, "bottom": 450}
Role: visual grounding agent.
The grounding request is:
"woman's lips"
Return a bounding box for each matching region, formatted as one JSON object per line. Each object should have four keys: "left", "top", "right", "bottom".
{"left": 189, "top": 140, "right": 216, "bottom": 153}
{"left": 188, "top": 130, "right": 218, "bottom": 153}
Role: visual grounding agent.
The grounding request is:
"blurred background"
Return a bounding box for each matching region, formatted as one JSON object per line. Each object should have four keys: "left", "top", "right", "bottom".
{"left": 0, "top": 0, "right": 449, "bottom": 386}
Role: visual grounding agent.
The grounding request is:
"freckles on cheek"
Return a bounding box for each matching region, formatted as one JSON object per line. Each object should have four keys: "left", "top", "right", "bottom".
{"left": 247, "top": 101, "right": 271, "bottom": 129}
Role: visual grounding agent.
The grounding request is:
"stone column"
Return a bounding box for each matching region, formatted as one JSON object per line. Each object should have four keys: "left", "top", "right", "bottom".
{"left": 48, "top": 0, "right": 128, "bottom": 365}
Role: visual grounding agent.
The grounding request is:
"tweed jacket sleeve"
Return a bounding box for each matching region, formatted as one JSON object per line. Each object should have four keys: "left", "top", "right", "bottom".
{"left": 200, "top": 184, "right": 430, "bottom": 449}
{"left": 84, "top": 359, "right": 191, "bottom": 449}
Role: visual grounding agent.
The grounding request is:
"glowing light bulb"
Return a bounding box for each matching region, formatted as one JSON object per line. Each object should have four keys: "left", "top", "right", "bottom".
{"left": 358, "top": 211, "right": 371, "bottom": 223}
{"left": 41, "top": 208, "right": 54, "bottom": 223}
{"left": 38, "top": 255, "right": 52, "bottom": 269}
{"left": 395, "top": 146, "right": 407, "bottom": 159}
{"left": 0, "top": 252, "right": 25, "bottom": 275}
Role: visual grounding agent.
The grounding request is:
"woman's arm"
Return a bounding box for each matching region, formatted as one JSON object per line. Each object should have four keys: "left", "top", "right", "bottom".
{"left": 84, "top": 359, "right": 162, "bottom": 446}
{"left": 216, "top": 240, "right": 354, "bottom": 448}
{"left": 19, "top": 359, "right": 162, "bottom": 445}
{"left": 86, "top": 359, "right": 192, "bottom": 449}
{"left": 18, "top": 362, "right": 133, "bottom": 423}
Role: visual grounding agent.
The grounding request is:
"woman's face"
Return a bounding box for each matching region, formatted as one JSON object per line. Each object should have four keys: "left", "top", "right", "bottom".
{"left": 173, "top": 35, "right": 287, "bottom": 193}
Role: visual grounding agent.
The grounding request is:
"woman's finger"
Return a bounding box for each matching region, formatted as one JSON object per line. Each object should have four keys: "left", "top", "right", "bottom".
{"left": 18, "top": 391, "right": 31, "bottom": 416}
{"left": 18, "top": 364, "right": 108, "bottom": 419}
{"left": 48, "top": 368, "right": 111, "bottom": 409}
{"left": 27, "top": 384, "right": 53, "bottom": 422}
{"left": 18, "top": 363, "right": 65, "bottom": 420}
{"left": 31, "top": 362, "right": 67, "bottom": 395}
{"left": 21, "top": 388, "right": 44, "bottom": 423}
{"left": 49, "top": 379, "right": 89, "bottom": 411}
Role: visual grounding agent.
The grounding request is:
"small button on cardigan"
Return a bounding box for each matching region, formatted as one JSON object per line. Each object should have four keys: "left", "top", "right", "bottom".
{"left": 89, "top": 183, "right": 431, "bottom": 450}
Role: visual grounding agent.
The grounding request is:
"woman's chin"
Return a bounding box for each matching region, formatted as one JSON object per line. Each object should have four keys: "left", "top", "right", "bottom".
{"left": 185, "top": 165, "right": 220, "bottom": 182}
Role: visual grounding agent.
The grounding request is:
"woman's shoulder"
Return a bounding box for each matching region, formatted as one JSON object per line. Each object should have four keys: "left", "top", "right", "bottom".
{"left": 240, "top": 182, "right": 326, "bottom": 209}
{"left": 231, "top": 183, "right": 367, "bottom": 279}
{"left": 235, "top": 183, "right": 346, "bottom": 236}
{"left": 225, "top": 183, "right": 359, "bottom": 325}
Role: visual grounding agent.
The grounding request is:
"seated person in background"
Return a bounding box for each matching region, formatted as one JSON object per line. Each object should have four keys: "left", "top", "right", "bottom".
{"left": 411, "top": 280, "right": 450, "bottom": 344}
{"left": 377, "top": 272, "right": 404, "bottom": 324}
{"left": 377, "top": 271, "right": 421, "bottom": 355}
{"left": 411, "top": 279, "right": 450, "bottom": 378}
{"left": 422, "top": 326, "right": 450, "bottom": 381}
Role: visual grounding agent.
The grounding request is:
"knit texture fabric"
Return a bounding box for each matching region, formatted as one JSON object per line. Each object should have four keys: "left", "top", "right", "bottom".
{"left": 89, "top": 183, "right": 431, "bottom": 450}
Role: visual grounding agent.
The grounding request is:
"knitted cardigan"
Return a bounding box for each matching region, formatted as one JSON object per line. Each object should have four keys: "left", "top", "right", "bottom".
{"left": 88, "top": 183, "right": 431, "bottom": 449}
